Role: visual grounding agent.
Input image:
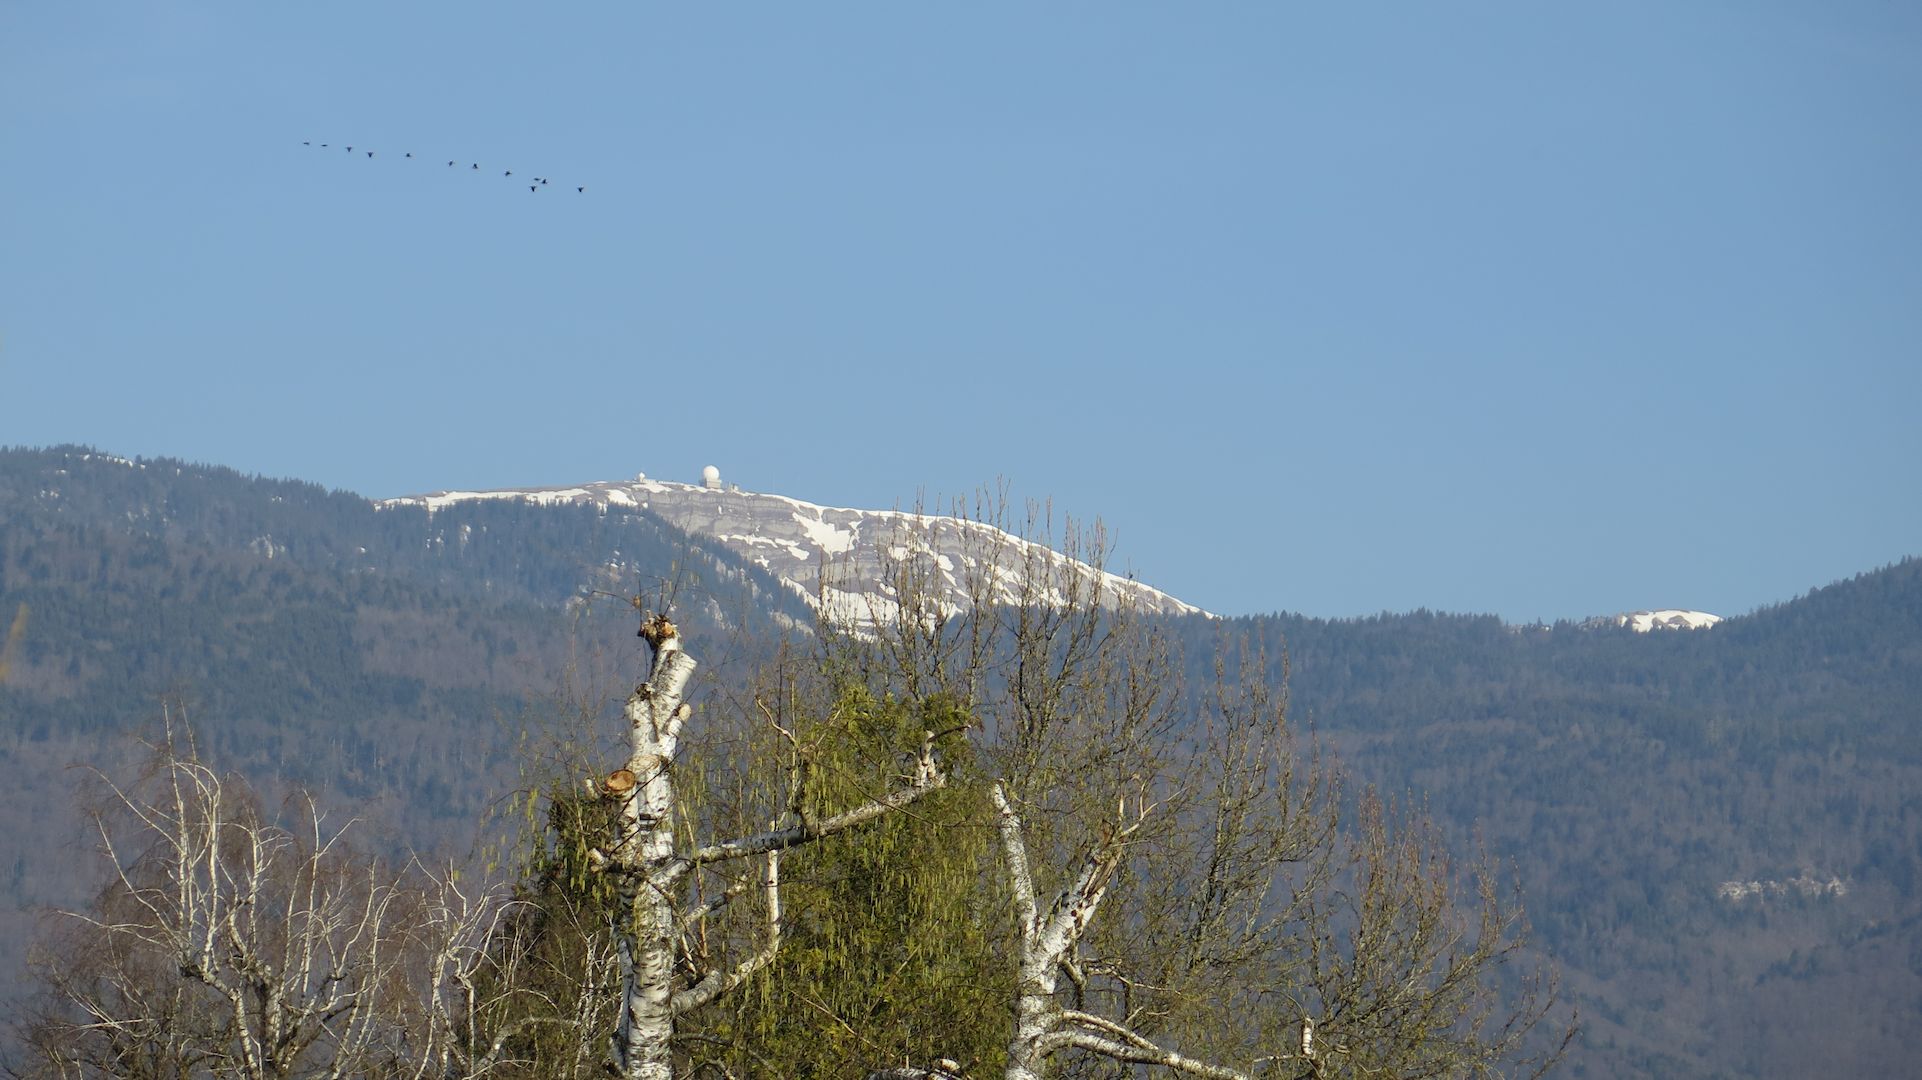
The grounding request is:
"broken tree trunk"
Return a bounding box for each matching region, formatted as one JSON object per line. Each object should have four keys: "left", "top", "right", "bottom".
{"left": 609, "top": 613, "right": 697, "bottom": 1080}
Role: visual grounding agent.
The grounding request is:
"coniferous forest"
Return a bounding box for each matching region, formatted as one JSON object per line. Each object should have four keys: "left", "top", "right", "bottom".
{"left": 1, "top": 446, "right": 1917, "bottom": 1077}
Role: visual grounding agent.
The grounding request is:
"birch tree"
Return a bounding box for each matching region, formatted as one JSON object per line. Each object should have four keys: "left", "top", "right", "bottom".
{"left": 15, "top": 730, "right": 526, "bottom": 1079}
{"left": 833, "top": 502, "right": 1571, "bottom": 1080}
{"left": 980, "top": 690, "right": 1567, "bottom": 1080}
{"left": 586, "top": 612, "right": 952, "bottom": 1080}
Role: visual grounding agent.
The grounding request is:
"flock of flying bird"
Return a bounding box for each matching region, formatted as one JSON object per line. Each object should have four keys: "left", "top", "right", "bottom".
{"left": 302, "top": 140, "right": 586, "bottom": 193}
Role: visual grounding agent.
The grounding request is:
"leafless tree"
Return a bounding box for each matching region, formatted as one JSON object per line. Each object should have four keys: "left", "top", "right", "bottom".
{"left": 13, "top": 728, "right": 535, "bottom": 1079}
{"left": 843, "top": 500, "right": 1571, "bottom": 1080}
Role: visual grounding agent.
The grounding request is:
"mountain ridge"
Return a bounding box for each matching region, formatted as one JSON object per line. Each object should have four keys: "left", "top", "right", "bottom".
{"left": 5, "top": 446, "right": 1919, "bottom": 1077}
{"left": 379, "top": 473, "right": 1210, "bottom": 627}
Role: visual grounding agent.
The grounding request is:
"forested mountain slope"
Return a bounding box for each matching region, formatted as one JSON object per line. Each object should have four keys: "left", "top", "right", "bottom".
{"left": 2, "top": 446, "right": 1916, "bottom": 1077}
{"left": 1175, "top": 559, "right": 1922, "bottom": 1077}
{"left": 0, "top": 446, "right": 811, "bottom": 988}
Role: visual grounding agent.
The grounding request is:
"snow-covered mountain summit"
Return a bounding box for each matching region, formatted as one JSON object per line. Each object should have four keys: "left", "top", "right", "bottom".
{"left": 380, "top": 471, "right": 1209, "bottom": 627}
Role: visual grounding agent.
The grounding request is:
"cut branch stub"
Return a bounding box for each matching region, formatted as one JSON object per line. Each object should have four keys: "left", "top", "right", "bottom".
{"left": 639, "top": 613, "right": 678, "bottom": 648}
{"left": 604, "top": 769, "right": 638, "bottom": 797}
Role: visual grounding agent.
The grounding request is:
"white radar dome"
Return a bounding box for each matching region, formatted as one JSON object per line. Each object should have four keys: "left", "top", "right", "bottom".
{"left": 701, "top": 465, "right": 721, "bottom": 489}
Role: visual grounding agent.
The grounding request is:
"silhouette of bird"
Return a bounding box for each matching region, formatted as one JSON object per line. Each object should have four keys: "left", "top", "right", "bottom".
{"left": 296, "top": 138, "right": 585, "bottom": 199}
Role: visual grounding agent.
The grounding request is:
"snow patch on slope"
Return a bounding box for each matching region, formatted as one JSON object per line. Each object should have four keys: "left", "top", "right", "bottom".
{"left": 799, "top": 515, "right": 856, "bottom": 556}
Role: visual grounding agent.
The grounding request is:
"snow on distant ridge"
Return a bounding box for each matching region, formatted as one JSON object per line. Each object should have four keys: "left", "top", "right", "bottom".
{"left": 1615, "top": 609, "right": 1722, "bottom": 632}
{"left": 379, "top": 473, "right": 1210, "bottom": 626}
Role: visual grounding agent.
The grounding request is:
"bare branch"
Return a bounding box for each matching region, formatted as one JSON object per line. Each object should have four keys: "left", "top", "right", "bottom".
{"left": 672, "top": 849, "right": 782, "bottom": 1014}
{"left": 1045, "top": 1028, "right": 1258, "bottom": 1079}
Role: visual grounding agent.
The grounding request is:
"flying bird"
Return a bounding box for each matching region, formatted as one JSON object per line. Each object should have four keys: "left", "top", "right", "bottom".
{"left": 297, "top": 138, "right": 586, "bottom": 200}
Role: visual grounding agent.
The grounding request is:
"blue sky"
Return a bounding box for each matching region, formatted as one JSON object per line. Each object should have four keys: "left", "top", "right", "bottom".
{"left": 3, "top": 3, "right": 1917, "bottom": 622}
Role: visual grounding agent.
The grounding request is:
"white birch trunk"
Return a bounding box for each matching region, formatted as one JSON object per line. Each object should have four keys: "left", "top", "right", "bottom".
{"left": 600, "top": 615, "right": 947, "bottom": 1078}
{"left": 60, "top": 734, "right": 514, "bottom": 1080}
{"left": 995, "top": 781, "right": 1102, "bottom": 1080}
{"left": 610, "top": 615, "right": 697, "bottom": 1080}
{"left": 991, "top": 782, "right": 1254, "bottom": 1080}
